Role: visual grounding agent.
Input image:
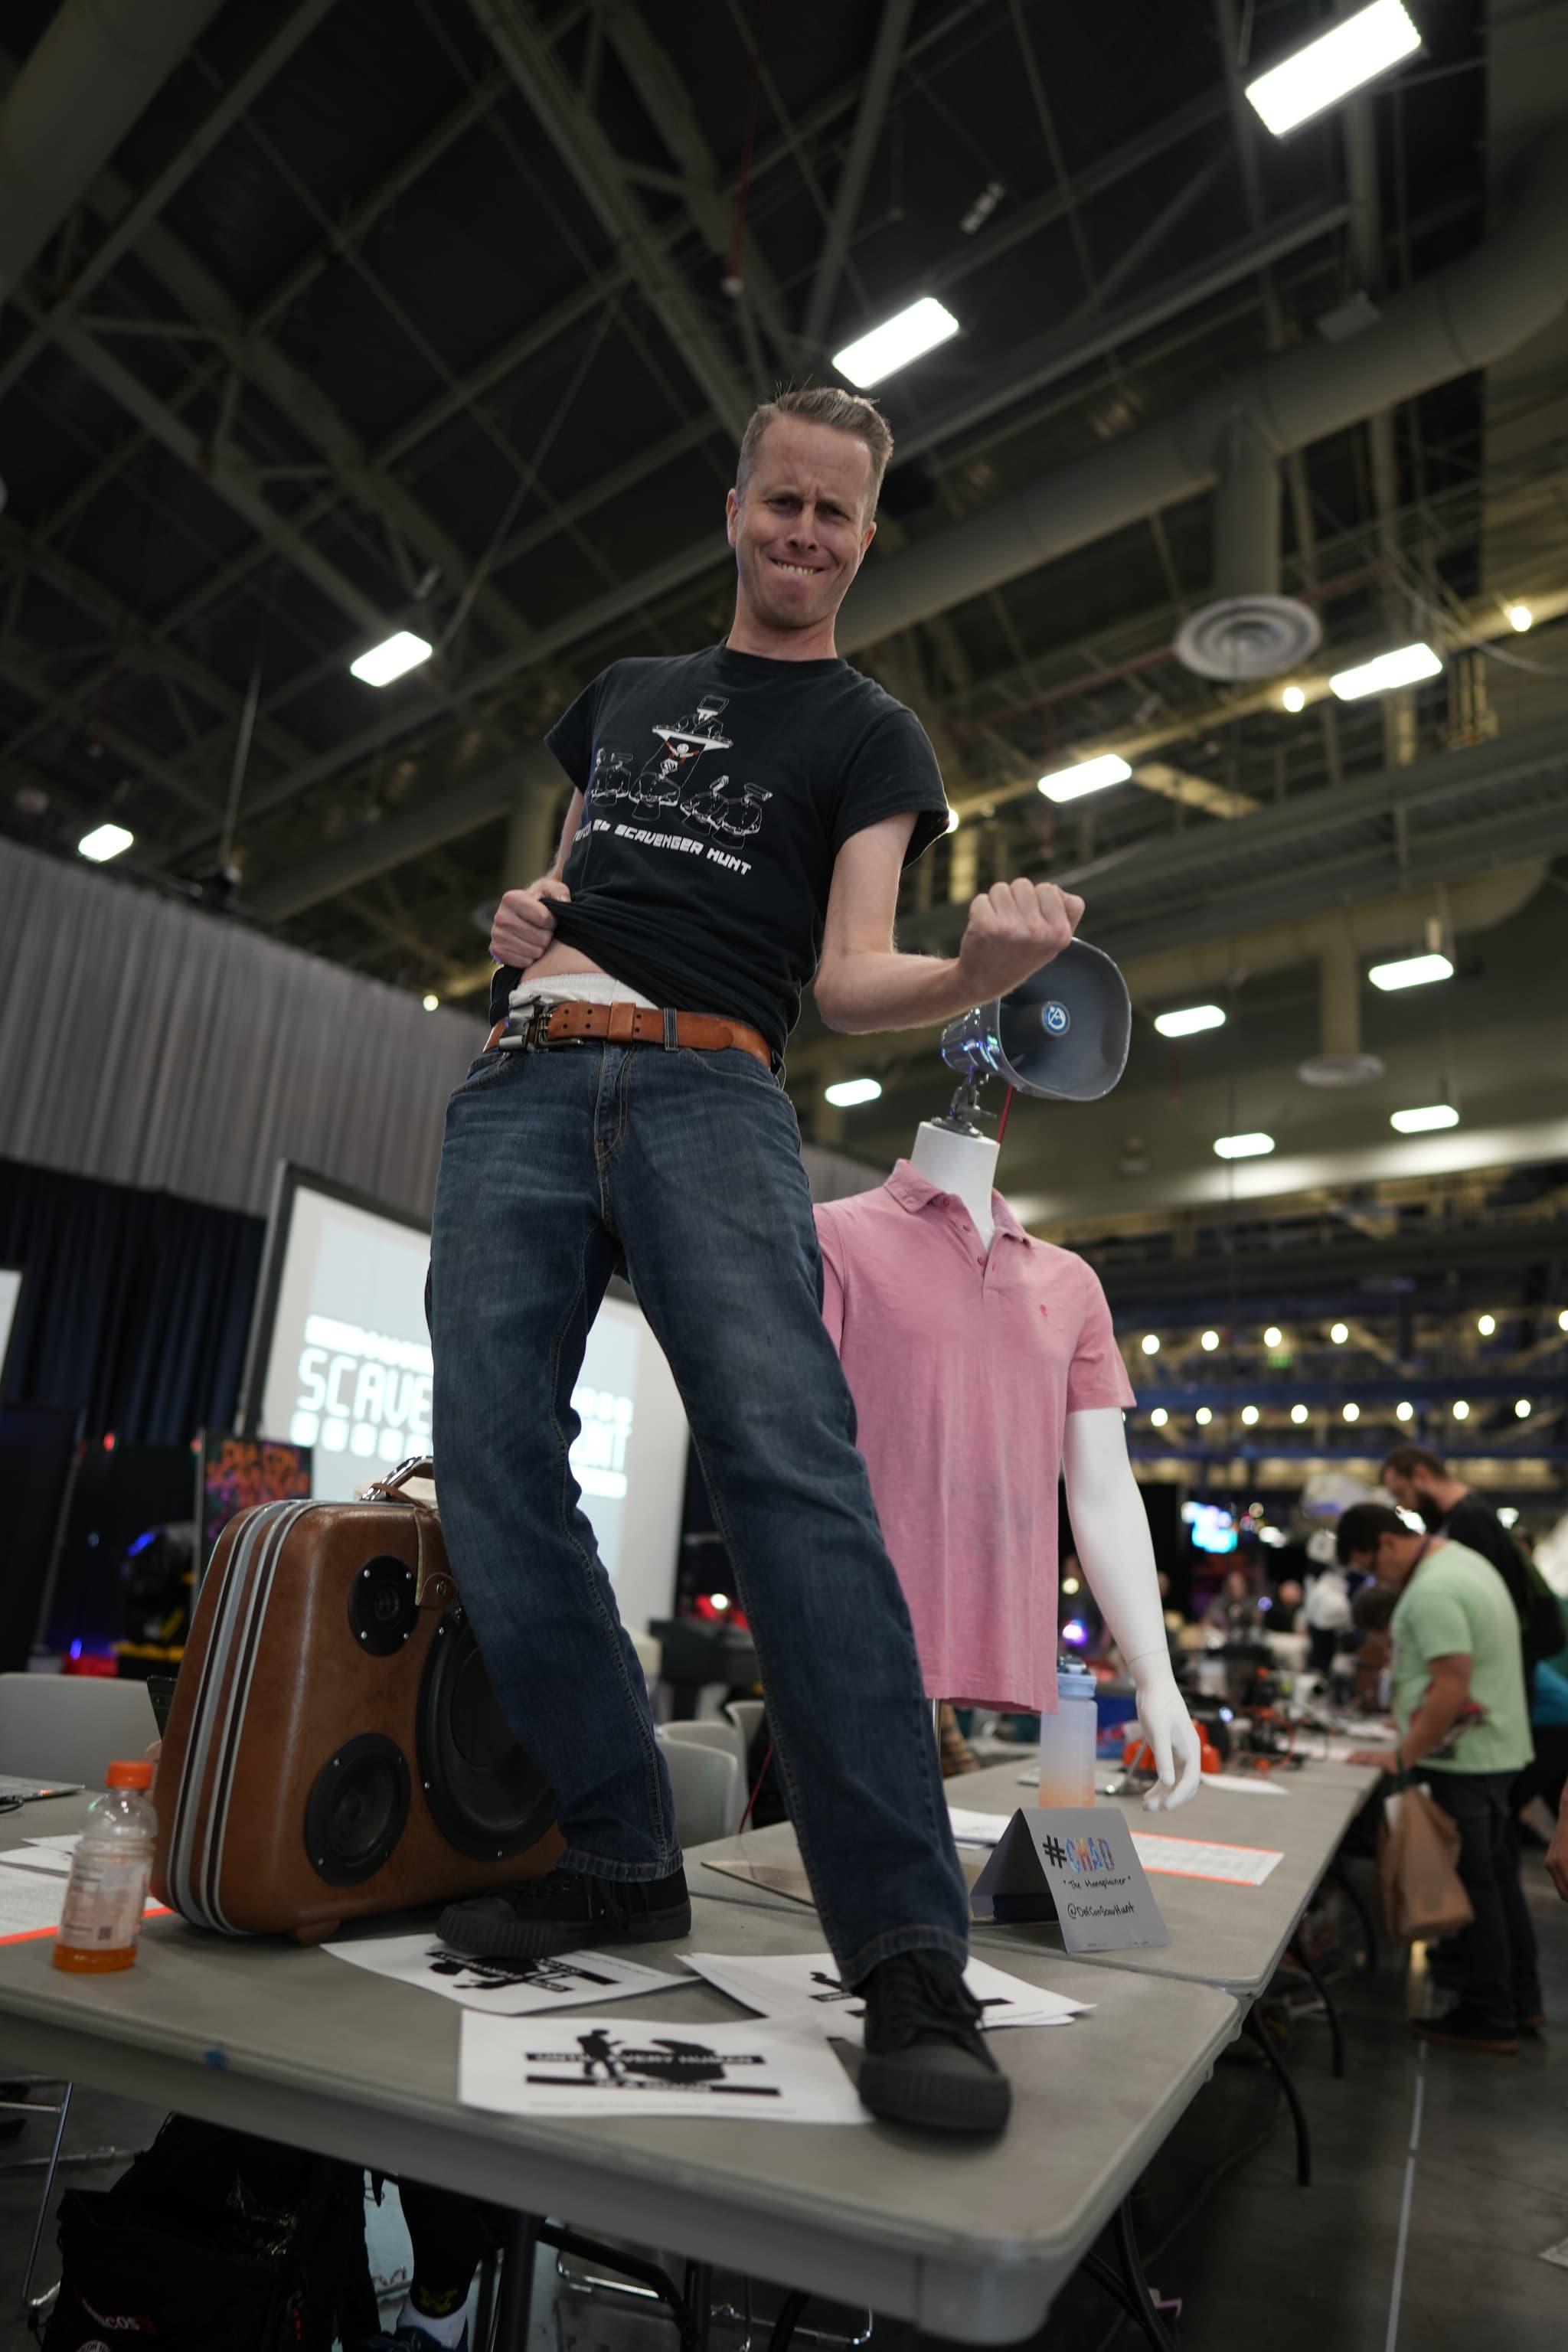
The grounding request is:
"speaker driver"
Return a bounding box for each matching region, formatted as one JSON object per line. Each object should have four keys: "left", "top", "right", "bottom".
{"left": 417, "top": 1606, "right": 557, "bottom": 1860}
{"left": 939, "top": 939, "right": 1132, "bottom": 1102}
{"left": 348, "top": 1555, "right": 419, "bottom": 1655}
{"left": 305, "top": 1733, "right": 410, "bottom": 1886}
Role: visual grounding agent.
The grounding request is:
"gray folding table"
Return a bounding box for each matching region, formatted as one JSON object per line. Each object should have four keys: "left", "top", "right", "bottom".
{"left": 0, "top": 1802, "right": 1236, "bottom": 2344}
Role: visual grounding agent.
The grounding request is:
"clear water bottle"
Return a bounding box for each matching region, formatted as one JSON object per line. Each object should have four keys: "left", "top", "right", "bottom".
{"left": 53, "top": 1759, "right": 158, "bottom": 1975}
{"left": 1036, "top": 1659, "right": 1099, "bottom": 1809}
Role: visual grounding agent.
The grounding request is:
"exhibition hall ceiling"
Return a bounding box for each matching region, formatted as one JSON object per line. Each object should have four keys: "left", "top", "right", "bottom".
{"left": 2, "top": 0, "right": 1566, "bottom": 1436}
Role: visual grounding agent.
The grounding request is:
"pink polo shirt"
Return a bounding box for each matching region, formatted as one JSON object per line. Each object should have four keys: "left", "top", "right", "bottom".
{"left": 815, "top": 1162, "right": 1135, "bottom": 1712}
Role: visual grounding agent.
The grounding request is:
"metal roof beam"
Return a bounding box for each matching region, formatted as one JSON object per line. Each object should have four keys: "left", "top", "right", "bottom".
{"left": 601, "top": 8, "right": 797, "bottom": 376}
{"left": 0, "top": 636, "right": 218, "bottom": 822}
{"left": 466, "top": 0, "right": 752, "bottom": 442}
{"left": 802, "top": 0, "right": 916, "bottom": 351}
{"left": 0, "top": 0, "right": 338, "bottom": 401}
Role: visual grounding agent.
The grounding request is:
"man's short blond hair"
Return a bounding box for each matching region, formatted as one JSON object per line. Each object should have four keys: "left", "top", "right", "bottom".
{"left": 735, "top": 386, "right": 895, "bottom": 520}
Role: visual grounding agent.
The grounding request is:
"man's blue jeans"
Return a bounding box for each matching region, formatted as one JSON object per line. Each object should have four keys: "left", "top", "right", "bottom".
{"left": 1425, "top": 1769, "right": 1542, "bottom": 2030}
{"left": 428, "top": 1037, "right": 970, "bottom": 1984}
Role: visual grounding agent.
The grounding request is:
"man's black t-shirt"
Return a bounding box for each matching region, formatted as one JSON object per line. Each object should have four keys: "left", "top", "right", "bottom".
{"left": 488, "top": 645, "right": 950, "bottom": 1057}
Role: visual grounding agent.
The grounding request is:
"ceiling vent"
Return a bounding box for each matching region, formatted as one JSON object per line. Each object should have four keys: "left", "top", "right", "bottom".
{"left": 1174, "top": 412, "right": 1321, "bottom": 682}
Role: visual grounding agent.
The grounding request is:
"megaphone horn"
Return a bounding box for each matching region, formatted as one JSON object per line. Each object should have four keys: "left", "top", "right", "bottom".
{"left": 939, "top": 939, "right": 1132, "bottom": 1104}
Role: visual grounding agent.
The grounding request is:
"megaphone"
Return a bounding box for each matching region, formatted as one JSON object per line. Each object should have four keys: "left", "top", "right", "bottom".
{"left": 939, "top": 939, "right": 1131, "bottom": 1103}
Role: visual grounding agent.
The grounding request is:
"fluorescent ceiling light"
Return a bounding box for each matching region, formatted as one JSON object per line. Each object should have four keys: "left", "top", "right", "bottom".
{"left": 824, "top": 1077, "right": 882, "bottom": 1109}
{"left": 945, "top": 808, "right": 961, "bottom": 833}
{"left": 1516, "top": 1399, "right": 1532, "bottom": 1419}
{"left": 77, "top": 822, "right": 134, "bottom": 863}
{"left": 1245, "top": 0, "right": 1421, "bottom": 138}
{"left": 1452, "top": 1399, "right": 1469, "bottom": 1420}
{"left": 422, "top": 993, "right": 439, "bottom": 1012}
{"left": 1330, "top": 641, "right": 1441, "bottom": 699}
{"left": 1477, "top": 1313, "right": 1496, "bottom": 1337}
{"left": 1141, "top": 1334, "right": 1161, "bottom": 1356}
{"left": 1200, "top": 1330, "right": 1220, "bottom": 1351}
{"left": 1369, "top": 951, "right": 1454, "bottom": 991}
{"left": 1241, "top": 1404, "right": 1259, "bottom": 1426}
{"left": 1037, "top": 751, "right": 1132, "bottom": 803}
{"left": 1282, "top": 684, "right": 1306, "bottom": 712}
{"left": 1291, "top": 1403, "right": 1309, "bottom": 1424}
{"left": 1195, "top": 1406, "right": 1213, "bottom": 1426}
{"left": 1214, "top": 1132, "right": 1275, "bottom": 1159}
{"left": 1155, "top": 1003, "right": 1225, "bottom": 1039}
{"left": 1149, "top": 1407, "right": 1169, "bottom": 1428}
{"left": 1560, "top": 1309, "right": 1568, "bottom": 1334}
{"left": 1396, "top": 1400, "right": 1413, "bottom": 1420}
{"left": 1264, "top": 1327, "right": 1283, "bottom": 1348}
{"left": 350, "top": 629, "right": 433, "bottom": 687}
{"left": 1331, "top": 1322, "right": 1349, "bottom": 1344}
{"left": 832, "top": 296, "right": 959, "bottom": 388}
{"left": 1390, "top": 1103, "right": 1459, "bottom": 1132}
{"left": 1343, "top": 1402, "right": 1360, "bottom": 1422}
{"left": 1508, "top": 603, "right": 1533, "bottom": 632}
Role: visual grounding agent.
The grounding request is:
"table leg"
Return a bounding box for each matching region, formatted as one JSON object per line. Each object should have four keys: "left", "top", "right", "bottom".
{"left": 495, "top": 2212, "right": 542, "bottom": 2350}
{"left": 19, "top": 2079, "right": 71, "bottom": 2315}
{"left": 767, "top": 2288, "right": 811, "bottom": 2352}
{"left": 1113, "top": 2197, "right": 1178, "bottom": 2352}
{"left": 1328, "top": 1857, "right": 1378, "bottom": 1970}
{"left": 1289, "top": 1932, "right": 1347, "bottom": 2078}
{"left": 684, "top": 2259, "right": 714, "bottom": 2352}
{"left": 1244, "top": 2006, "right": 1311, "bottom": 2186}
{"left": 474, "top": 2246, "right": 499, "bottom": 2352}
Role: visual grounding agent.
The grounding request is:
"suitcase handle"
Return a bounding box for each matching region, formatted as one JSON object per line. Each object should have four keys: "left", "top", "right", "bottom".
{"left": 361, "top": 1455, "right": 436, "bottom": 1501}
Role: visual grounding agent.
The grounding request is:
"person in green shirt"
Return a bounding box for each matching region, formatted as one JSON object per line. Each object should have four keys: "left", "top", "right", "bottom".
{"left": 1337, "top": 1502, "right": 1540, "bottom": 2053}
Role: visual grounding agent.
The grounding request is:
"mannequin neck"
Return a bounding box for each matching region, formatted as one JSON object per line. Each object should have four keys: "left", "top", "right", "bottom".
{"left": 909, "top": 1121, "right": 999, "bottom": 1246}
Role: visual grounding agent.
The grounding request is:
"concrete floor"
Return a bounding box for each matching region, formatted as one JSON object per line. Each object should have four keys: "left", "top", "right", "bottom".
{"left": 2, "top": 1851, "right": 1563, "bottom": 2349}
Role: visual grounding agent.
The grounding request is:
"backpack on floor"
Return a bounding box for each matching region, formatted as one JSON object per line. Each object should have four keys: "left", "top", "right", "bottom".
{"left": 41, "top": 2115, "right": 378, "bottom": 2352}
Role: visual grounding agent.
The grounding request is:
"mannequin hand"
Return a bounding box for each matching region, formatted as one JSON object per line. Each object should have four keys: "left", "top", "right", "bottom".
{"left": 491, "top": 876, "right": 570, "bottom": 968}
{"left": 1131, "top": 1671, "right": 1203, "bottom": 1811}
{"left": 956, "top": 879, "right": 1084, "bottom": 1004}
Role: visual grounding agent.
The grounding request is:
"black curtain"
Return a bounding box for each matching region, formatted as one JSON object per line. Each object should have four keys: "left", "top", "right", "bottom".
{"left": 0, "top": 1158, "right": 264, "bottom": 1446}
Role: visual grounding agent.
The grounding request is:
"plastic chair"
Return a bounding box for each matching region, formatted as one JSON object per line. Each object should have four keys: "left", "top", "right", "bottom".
{"left": 724, "top": 1697, "right": 764, "bottom": 1758}
{"left": 0, "top": 1674, "right": 158, "bottom": 1786}
{"left": 659, "top": 1716, "right": 746, "bottom": 1780}
{"left": 655, "top": 1733, "right": 743, "bottom": 1844}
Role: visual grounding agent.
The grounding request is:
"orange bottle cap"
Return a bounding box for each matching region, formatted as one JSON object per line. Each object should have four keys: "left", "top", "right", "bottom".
{"left": 106, "top": 1759, "right": 154, "bottom": 1788}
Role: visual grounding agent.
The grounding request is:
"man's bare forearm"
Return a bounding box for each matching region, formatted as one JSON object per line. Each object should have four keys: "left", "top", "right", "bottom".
{"left": 815, "top": 949, "right": 985, "bottom": 1035}
{"left": 1398, "top": 1681, "right": 1468, "bottom": 1772}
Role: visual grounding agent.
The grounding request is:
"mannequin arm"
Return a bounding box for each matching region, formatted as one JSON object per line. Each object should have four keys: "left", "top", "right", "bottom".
{"left": 1062, "top": 1407, "right": 1203, "bottom": 1811}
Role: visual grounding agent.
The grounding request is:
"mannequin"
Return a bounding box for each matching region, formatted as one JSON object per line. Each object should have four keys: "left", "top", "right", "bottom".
{"left": 909, "top": 1116, "right": 998, "bottom": 1249}
{"left": 898, "top": 1116, "right": 1201, "bottom": 1812}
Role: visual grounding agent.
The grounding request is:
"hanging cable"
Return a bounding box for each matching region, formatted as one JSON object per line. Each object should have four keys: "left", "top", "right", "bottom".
{"left": 723, "top": 2, "right": 774, "bottom": 300}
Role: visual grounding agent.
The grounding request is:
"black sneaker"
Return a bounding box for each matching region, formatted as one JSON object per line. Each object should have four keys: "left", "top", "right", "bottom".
{"left": 1408, "top": 2005, "right": 1519, "bottom": 2055}
{"left": 854, "top": 1951, "right": 1011, "bottom": 2135}
{"left": 438, "top": 1866, "right": 691, "bottom": 1961}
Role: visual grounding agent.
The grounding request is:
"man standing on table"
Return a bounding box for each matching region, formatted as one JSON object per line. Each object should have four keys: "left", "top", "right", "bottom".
{"left": 429, "top": 386, "right": 1089, "bottom": 2136}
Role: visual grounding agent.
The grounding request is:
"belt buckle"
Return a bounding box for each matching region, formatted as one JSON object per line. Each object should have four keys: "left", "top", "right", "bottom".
{"left": 498, "top": 999, "right": 550, "bottom": 1053}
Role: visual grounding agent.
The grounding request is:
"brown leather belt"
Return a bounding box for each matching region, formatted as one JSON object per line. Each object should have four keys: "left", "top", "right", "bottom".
{"left": 484, "top": 998, "right": 772, "bottom": 1070}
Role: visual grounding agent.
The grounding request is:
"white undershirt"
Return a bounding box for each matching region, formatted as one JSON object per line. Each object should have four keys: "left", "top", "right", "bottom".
{"left": 509, "top": 969, "right": 657, "bottom": 1013}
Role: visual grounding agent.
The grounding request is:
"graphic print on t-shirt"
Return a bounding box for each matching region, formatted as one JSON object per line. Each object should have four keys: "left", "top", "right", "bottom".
{"left": 586, "top": 695, "right": 773, "bottom": 845}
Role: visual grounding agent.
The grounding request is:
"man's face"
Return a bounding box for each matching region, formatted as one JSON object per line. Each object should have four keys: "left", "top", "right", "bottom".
{"left": 726, "top": 419, "right": 877, "bottom": 637}
{"left": 1354, "top": 1532, "right": 1416, "bottom": 1586}
{"left": 1382, "top": 1465, "right": 1419, "bottom": 1513}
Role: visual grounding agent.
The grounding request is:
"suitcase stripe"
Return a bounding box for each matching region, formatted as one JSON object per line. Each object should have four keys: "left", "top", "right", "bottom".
{"left": 168, "top": 1506, "right": 273, "bottom": 1924}
{"left": 169, "top": 1501, "right": 311, "bottom": 1929}
{"left": 202, "top": 1501, "right": 312, "bottom": 1932}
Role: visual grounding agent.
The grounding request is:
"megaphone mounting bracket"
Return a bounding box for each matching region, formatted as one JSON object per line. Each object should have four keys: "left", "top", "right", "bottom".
{"left": 933, "top": 1075, "right": 996, "bottom": 1137}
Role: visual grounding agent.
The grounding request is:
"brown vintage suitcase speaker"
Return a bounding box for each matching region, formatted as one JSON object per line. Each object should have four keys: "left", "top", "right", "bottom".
{"left": 152, "top": 1461, "right": 563, "bottom": 1939}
